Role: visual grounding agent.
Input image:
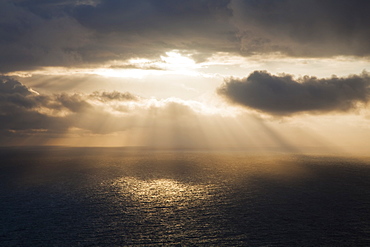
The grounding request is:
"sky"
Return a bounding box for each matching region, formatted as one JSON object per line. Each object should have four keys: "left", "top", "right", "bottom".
{"left": 1, "top": 0, "right": 370, "bottom": 154}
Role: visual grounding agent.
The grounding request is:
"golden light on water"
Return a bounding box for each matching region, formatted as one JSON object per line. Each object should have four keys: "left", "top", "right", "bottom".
{"left": 113, "top": 177, "right": 214, "bottom": 206}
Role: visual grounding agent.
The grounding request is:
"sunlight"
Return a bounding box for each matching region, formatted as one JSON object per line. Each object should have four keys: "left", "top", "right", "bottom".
{"left": 160, "top": 51, "right": 200, "bottom": 73}
{"left": 90, "top": 68, "right": 150, "bottom": 79}
{"left": 4, "top": 50, "right": 202, "bottom": 79}
{"left": 113, "top": 177, "right": 214, "bottom": 206}
{"left": 92, "top": 50, "right": 202, "bottom": 78}
{"left": 6, "top": 52, "right": 370, "bottom": 81}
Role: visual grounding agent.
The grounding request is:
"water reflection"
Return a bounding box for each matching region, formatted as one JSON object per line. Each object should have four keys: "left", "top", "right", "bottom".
{"left": 113, "top": 177, "right": 214, "bottom": 206}
{"left": 2, "top": 148, "right": 370, "bottom": 246}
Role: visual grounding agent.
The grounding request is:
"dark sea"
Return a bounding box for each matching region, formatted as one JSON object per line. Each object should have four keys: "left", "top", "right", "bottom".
{"left": 1, "top": 147, "right": 370, "bottom": 246}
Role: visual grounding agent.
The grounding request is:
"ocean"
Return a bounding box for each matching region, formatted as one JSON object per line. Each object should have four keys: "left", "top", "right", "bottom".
{"left": 1, "top": 147, "right": 370, "bottom": 246}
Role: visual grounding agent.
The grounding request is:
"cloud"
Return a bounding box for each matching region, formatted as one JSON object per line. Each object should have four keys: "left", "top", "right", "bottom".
{"left": 0, "top": 0, "right": 90, "bottom": 73}
{"left": 0, "top": 76, "right": 48, "bottom": 111}
{"left": 55, "top": 93, "right": 92, "bottom": 113}
{"left": 71, "top": 0, "right": 235, "bottom": 62}
{"left": 230, "top": 0, "right": 370, "bottom": 57}
{"left": 3, "top": 78, "right": 370, "bottom": 151}
{"left": 0, "top": 77, "right": 97, "bottom": 134}
{"left": 0, "top": 76, "right": 68, "bottom": 131}
{"left": 2, "top": 0, "right": 370, "bottom": 73}
{"left": 0, "top": 76, "right": 206, "bottom": 142}
{"left": 89, "top": 91, "right": 139, "bottom": 102}
{"left": 0, "top": 0, "right": 235, "bottom": 72}
{"left": 109, "top": 64, "right": 164, "bottom": 71}
{"left": 0, "top": 76, "right": 33, "bottom": 96}
{"left": 218, "top": 71, "right": 370, "bottom": 116}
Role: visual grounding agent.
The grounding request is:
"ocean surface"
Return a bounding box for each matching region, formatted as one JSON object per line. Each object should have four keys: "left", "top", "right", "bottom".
{"left": 1, "top": 147, "right": 370, "bottom": 246}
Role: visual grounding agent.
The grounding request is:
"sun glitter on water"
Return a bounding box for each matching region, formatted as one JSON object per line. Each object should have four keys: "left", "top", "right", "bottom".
{"left": 112, "top": 177, "right": 215, "bottom": 206}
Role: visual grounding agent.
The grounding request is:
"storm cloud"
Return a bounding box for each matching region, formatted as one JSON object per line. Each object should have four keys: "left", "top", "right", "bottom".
{"left": 218, "top": 71, "right": 370, "bottom": 115}
{"left": 2, "top": 0, "right": 370, "bottom": 72}
{"left": 0, "top": 0, "right": 234, "bottom": 72}
{"left": 231, "top": 0, "right": 370, "bottom": 57}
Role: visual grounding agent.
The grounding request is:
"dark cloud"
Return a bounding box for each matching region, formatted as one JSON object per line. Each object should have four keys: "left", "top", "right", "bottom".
{"left": 0, "top": 76, "right": 92, "bottom": 114}
{"left": 109, "top": 64, "right": 164, "bottom": 71}
{"left": 0, "top": 76, "right": 32, "bottom": 96}
{"left": 0, "top": 77, "right": 204, "bottom": 142}
{"left": 0, "top": 0, "right": 90, "bottom": 73}
{"left": 73, "top": 0, "right": 232, "bottom": 32}
{"left": 71, "top": 0, "right": 235, "bottom": 63}
{"left": 218, "top": 71, "right": 370, "bottom": 115}
{"left": 231, "top": 0, "right": 370, "bottom": 57}
{"left": 0, "top": 77, "right": 113, "bottom": 136}
{"left": 56, "top": 93, "right": 91, "bottom": 112}
{"left": 0, "top": 76, "right": 48, "bottom": 112}
{"left": 2, "top": 0, "right": 370, "bottom": 72}
{"left": 77, "top": 0, "right": 370, "bottom": 58}
{"left": 0, "top": 76, "right": 67, "bottom": 134}
{"left": 89, "top": 91, "right": 139, "bottom": 102}
{"left": 0, "top": 0, "right": 234, "bottom": 72}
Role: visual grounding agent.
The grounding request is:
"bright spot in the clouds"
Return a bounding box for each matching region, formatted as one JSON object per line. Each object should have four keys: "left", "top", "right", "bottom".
{"left": 90, "top": 51, "right": 202, "bottom": 78}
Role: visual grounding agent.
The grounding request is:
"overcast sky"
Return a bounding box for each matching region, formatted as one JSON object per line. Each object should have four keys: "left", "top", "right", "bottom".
{"left": 1, "top": 0, "right": 370, "bottom": 153}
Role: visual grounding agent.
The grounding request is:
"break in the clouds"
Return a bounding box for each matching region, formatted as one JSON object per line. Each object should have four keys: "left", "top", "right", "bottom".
{"left": 2, "top": 0, "right": 370, "bottom": 72}
{"left": 218, "top": 71, "right": 370, "bottom": 116}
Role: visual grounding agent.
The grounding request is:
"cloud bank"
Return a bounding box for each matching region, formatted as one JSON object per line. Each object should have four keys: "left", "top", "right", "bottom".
{"left": 0, "top": 76, "right": 206, "bottom": 144}
{"left": 218, "top": 71, "right": 370, "bottom": 115}
{"left": 2, "top": 76, "right": 370, "bottom": 152}
{"left": 231, "top": 0, "right": 370, "bottom": 57}
{"left": 2, "top": 0, "right": 370, "bottom": 72}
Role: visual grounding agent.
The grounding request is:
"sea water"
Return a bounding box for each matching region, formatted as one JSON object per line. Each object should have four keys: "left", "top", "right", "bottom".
{"left": 1, "top": 147, "right": 370, "bottom": 246}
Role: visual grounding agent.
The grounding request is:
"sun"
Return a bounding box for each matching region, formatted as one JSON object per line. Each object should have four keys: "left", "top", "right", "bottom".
{"left": 160, "top": 51, "right": 200, "bottom": 72}
{"left": 92, "top": 50, "right": 201, "bottom": 78}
